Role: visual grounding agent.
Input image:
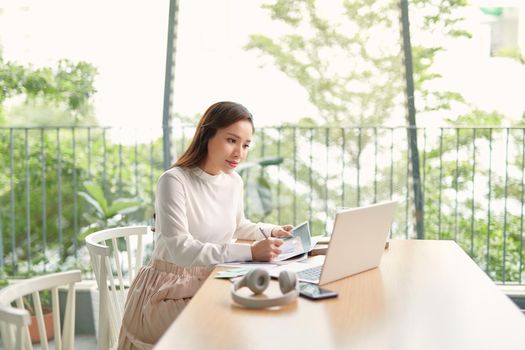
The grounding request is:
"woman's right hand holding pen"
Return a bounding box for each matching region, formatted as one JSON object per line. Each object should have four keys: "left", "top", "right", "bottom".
{"left": 251, "top": 228, "right": 283, "bottom": 261}
{"left": 251, "top": 238, "right": 283, "bottom": 261}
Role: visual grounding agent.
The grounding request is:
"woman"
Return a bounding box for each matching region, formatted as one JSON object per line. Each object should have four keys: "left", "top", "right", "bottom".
{"left": 118, "top": 101, "right": 293, "bottom": 349}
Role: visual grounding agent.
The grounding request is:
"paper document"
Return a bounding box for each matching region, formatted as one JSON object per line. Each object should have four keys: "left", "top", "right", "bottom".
{"left": 219, "top": 222, "right": 323, "bottom": 266}
{"left": 215, "top": 267, "right": 255, "bottom": 279}
{"left": 274, "top": 222, "right": 313, "bottom": 261}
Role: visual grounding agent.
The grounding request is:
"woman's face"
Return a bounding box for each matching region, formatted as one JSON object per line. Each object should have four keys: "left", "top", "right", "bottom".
{"left": 201, "top": 120, "right": 253, "bottom": 175}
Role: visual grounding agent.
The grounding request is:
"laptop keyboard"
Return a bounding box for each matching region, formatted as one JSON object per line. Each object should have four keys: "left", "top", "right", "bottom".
{"left": 297, "top": 265, "right": 322, "bottom": 281}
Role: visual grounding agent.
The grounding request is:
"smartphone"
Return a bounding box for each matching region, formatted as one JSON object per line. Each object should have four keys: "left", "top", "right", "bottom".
{"left": 299, "top": 282, "right": 338, "bottom": 300}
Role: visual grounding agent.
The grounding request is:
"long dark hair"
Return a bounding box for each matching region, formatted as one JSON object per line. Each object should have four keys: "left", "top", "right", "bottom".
{"left": 174, "top": 101, "right": 254, "bottom": 168}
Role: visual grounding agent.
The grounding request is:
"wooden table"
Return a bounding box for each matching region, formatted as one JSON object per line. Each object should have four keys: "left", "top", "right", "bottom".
{"left": 155, "top": 240, "right": 525, "bottom": 350}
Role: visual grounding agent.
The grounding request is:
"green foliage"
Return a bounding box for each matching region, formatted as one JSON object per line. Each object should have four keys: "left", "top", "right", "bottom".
{"left": 246, "top": 0, "right": 471, "bottom": 126}
{"left": 78, "top": 181, "right": 141, "bottom": 239}
{"left": 0, "top": 53, "right": 97, "bottom": 125}
{"left": 0, "top": 267, "right": 8, "bottom": 288}
{"left": 0, "top": 127, "right": 165, "bottom": 276}
{"left": 0, "top": 130, "right": 81, "bottom": 273}
{"left": 7, "top": 98, "right": 98, "bottom": 127}
{"left": 449, "top": 108, "right": 503, "bottom": 127}
{"left": 244, "top": 0, "right": 474, "bottom": 244}
{"left": 494, "top": 47, "right": 525, "bottom": 65}
{"left": 245, "top": 127, "right": 401, "bottom": 237}
{"left": 245, "top": 121, "right": 525, "bottom": 283}
{"left": 418, "top": 121, "right": 525, "bottom": 282}
{"left": 0, "top": 54, "right": 147, "bottom": 277}
{"left": 2, "top": 122, "right": 523, "bottom": 284}
{"left": 246, "top": 9, "right": 400, "bottom": 124}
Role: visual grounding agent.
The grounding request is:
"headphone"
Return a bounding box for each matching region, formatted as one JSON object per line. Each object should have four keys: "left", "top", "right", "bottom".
{"left": 231, "top": 269, "right": 299, "bottom": 309}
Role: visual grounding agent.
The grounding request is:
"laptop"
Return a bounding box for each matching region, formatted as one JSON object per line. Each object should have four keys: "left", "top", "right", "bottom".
{"left": 269, "top": 200, "right": 398, "bottom": 285}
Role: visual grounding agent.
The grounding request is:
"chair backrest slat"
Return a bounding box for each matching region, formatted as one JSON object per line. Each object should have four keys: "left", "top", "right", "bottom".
{"left": 89, "top": 251, "right": 101, "bottom": 290}
{"left": 15, "top": 324, "right": 27, "bottom": 350}
{"left": 111, "top": 237, "right": 126, "bottom": 293}
{"left": 136, "top": 233, "right": 143, "bottom": 279}
{"left": 0, "top": 323, "right": 15, "bottom": 350}
{"left": 105, "top": 255, "right": 122, "bottom": 340}
{"left": 32, "top": 291, "right": 49, "bottom": 350}
{"left": 0, "top": 271, "right": 81, "bottom": 350}
{"left": 13, "top": 297, "right": 31, "bottom": 349}
{"left": 97, "top": 256, "right": 110, "bottom": 350}
{"left": 62, "top": 282, "right": 76, "bottom": 350}
{"left": 51, "top": 287, "right": 62, "bottom": 350}
{"left": 126, "top": 237, "right": 133, "bottom": 281}
{"left": 85, "top": 225, "right": 151, "bottom": 350}
{"left": 16, "top": 297, "right": 24, "bottom": 309}
{"left": 14, "top": 295, "right": 30, "bottom": 348}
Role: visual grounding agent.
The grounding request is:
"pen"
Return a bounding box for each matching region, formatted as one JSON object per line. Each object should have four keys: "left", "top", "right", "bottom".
{"left": 259, "top": 227, "right": 269, "bottom": 239}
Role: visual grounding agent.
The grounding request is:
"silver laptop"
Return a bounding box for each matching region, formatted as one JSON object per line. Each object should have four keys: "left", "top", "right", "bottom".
{"left": 270, "top": 200, "right": 398, "bottom": 285}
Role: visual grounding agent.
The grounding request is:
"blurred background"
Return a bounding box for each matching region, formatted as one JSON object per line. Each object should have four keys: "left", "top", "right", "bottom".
{"left": 1, "top": 0, "right": 525, "bottom": 283}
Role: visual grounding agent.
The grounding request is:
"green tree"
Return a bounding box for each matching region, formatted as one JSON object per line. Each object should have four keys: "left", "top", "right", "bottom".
{"left": 246, "top": 0, "right": 470, "bottom": 126}
{"left": 243, "top": 0, "right": 474, "bottom": 232}
{"left": 243, "top": 0, "right": 473, "bottom": 230}
{"left": 0, "top": 51, "right": 97, "bottom": 125}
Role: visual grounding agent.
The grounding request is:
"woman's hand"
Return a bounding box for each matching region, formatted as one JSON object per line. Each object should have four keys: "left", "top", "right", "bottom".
{"left": 251, "top": 238, "right": 283, "bottom": 261}
{"left": 271, "top": 225, "right": 294, "bottom": 238}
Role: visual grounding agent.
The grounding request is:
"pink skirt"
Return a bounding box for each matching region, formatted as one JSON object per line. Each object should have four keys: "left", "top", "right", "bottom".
{"left": 117, "top": 260, "right": 213, "bottom": 350}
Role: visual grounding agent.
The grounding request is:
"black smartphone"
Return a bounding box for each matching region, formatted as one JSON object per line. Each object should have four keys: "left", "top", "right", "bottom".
{"left": 299, "top": 282, "right": 338, "bottom": 300}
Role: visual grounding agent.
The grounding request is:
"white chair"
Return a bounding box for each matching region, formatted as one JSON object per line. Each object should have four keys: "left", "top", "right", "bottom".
{"left": 85, "top": 225, "right": 152, "bottom": 350}
{"left": 0, "top": 270, "right": 81, "bottom": 350}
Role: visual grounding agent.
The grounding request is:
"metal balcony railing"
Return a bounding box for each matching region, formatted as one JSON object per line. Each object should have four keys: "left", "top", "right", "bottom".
{"left": 1, "top": 125, "right": 524, "bottom": 284}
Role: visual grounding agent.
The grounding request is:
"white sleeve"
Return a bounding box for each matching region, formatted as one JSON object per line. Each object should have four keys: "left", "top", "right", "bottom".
{"left": 155, "top": 173, "right": 252, "bottom": 266}
{"left": 233, "top": 180, "right": 277, "bottom": 240}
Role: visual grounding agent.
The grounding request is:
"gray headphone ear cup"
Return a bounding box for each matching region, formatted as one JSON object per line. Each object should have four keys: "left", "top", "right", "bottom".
{"left": 278, "top": 270, "right": 298, "bottom": 294}
{"left": 246, "top": 269, "right": 270, "bottom": 295}
{"left": 231, "top": 269, "right": 299, "bottom": 309}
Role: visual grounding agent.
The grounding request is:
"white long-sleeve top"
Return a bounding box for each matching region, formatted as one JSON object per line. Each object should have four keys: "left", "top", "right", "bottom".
{"left": 151, "top": 166, "right": 276, "bottom": 267}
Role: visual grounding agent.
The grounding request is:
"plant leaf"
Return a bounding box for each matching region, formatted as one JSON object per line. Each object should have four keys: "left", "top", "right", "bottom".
{"left": 83, "top": 181, "right": 108, "bottom": 214}
{"left": 78, "top": 223, "right": 103, "bottom": 241}
{"left": 78, "top": 191, "right": 105, "bottom": 217}
{"left": 258, "top": 156, "right": 284, "bottom": 167}
{"left": 107, "top": 198, "right": 141, "bottom": 218}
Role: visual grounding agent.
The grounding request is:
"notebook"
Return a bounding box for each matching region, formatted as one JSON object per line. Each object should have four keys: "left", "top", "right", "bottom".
{"left": 269, "top": 200, "right": 398, "bottom": 285}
